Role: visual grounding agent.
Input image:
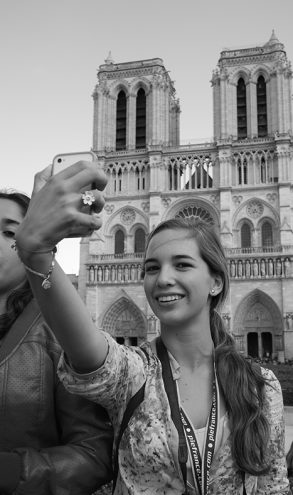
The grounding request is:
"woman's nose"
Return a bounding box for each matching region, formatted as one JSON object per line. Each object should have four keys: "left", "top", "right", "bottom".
{"left": 156, "top": 266, "right": 175, "bottom": 287}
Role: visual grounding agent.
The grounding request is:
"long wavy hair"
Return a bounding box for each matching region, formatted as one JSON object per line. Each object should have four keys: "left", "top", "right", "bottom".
{"left": 0, "top": 191, "right": 33, "bottom": 337}
{"left": 142, "top": 217, "right": 271, "bottom": 475}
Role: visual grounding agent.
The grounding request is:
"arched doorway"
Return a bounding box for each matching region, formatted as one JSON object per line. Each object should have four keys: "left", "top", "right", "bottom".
{"left": 101, "top": 294, "right": 147, "bottom": 346}
{"left": 244, "top": 302, "right": 274, "bottom": 358}
{"left": 247, "top": 329, "right": 273, "bottom": 359}
{"left": 247, "top": 332, "right": 259, "bottom": 358}
{"left": 114, "top": 307, "right": 139, "bottom": 345}
{"left": 234, "top": 290, "right": 283, "bottom": 359}
{"left": 262, "top": 332, "right": 273, "bottom": 358}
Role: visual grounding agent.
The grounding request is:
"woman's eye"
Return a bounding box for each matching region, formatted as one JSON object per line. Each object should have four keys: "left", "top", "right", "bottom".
{"left": 3, "top": 230, "right": 16, "bottom": 238}
{"left": 145, "top": 265, "right": 159, "bottom": 273}
{"left": 176, "top": 262, "right": 191, "bottom": 269}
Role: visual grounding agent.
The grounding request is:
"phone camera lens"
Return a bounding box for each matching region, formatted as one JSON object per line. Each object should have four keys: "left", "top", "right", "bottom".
{"left": 57, "top": 158, "right": 62, "bottom": 163}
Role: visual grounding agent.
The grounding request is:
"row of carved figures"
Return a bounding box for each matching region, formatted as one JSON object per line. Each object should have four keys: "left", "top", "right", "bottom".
{"left": 87, "top": 257, "right": 292, "bottom": 283}
{"left": 88, "top": 263, "right": 142, "bottom": 283}
{"left": 229, "top": 257, "right": 291, "bottom": 279}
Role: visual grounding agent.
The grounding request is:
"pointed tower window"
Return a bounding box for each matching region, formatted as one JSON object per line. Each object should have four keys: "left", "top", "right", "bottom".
{"left": 237, "top": 78, "right": 247, "bottom": 139}
{"left": 136, "top": 88, "right": 146, "bottom": 149}
{"left": 257, "top": 76, "right": 267, "bottom": 137}
{"left": 116, "top": 91, "right": 127, "bottom": 151}
{"left": 134, "top": 228, "right": 146, "bottom": 253}
{"left": 260, "top": 156, "right": 267, "bottom": 183}
{"left": 115, "top": 229, "right": 125, "bottom": 255}
{"left": 237, "top": 157, "right": 248, "bottom": 185}
{"left": 241, "top": 223, "right": 251, "bottom": 249}
{"left": 262, "top": 222, "right": 273, "bottom": 248}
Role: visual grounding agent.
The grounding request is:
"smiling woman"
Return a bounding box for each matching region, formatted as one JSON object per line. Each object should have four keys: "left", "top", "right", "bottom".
{"left": 143, "top": 229, "right": 223, "bottom": 338}
{"left": 14, "top": 163, "right": 290, "bottom": 494}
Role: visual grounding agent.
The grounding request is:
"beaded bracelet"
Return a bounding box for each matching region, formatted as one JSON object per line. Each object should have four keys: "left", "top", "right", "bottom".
{"left": 12, "top": 242, "right": 57, "bottom": 290}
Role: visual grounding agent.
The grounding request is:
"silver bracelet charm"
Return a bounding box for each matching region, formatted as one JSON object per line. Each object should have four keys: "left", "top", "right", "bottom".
{"left": 12, "top": 242, "right": 57, "bottom": 290}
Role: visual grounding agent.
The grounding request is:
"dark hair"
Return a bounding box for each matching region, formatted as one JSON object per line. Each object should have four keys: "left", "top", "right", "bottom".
{"left": 0, "top": 191, "right": 33, "bottom": 336}
{"left": 143, "top": 217, "right": 270, "bottom": 475}
{"left": 287, "top": 441, "right": 293, "bottom": 477}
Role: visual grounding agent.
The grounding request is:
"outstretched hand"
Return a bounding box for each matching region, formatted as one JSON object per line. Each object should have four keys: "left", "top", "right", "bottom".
{"left": 16, "top": 160, "right": 107, "bottom": 251}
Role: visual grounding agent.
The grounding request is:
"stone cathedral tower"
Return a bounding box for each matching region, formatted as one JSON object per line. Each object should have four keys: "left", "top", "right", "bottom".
{"left": 78, "top": 32, "right": 293, "bottom": 359}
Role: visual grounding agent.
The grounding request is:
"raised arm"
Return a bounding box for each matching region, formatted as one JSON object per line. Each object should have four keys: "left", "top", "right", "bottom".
{"left": 15, "top": 161, "right": 108, "bottom": 372}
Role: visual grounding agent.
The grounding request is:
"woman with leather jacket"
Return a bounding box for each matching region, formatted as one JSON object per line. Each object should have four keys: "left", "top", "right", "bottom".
{"left": 0, "top": 189, "right": 113, "bottom": 494}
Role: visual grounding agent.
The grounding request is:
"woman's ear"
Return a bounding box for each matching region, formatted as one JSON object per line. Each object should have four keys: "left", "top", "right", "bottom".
{"left": 210, "top": 274, "right": 223, "bottom": 296}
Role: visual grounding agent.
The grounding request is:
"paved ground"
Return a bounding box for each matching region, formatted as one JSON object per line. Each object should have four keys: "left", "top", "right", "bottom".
{"left": 285, "top": 406, "right": 293, "bottom": 453}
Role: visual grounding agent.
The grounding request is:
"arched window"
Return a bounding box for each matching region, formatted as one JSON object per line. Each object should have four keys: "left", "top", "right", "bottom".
{"left": 262, "top": 222, "right": 273, "bottom": 248}
{"left": 176, "top": 205, "right": 214, "bottom": 225}
{"left": 115, "top": 229, "right": 125, "bottom": 255}
{"left": 114, "top": 167, "right": 122, "bottom": 193}
{"left": 135, "top": 166, "right": 146, "bottom": 190}
{"left": 136, "top": 88, "right": 146, "bottom": 149}
{"left": 237, "top": 157, "right": 248, "bottom": 185}
{"left": 260, "top": 156, "right": 267, "bottom": 183}
{"left": 237, "top": 78, "right": 247, "bottom": 139}
{"left": 134, "top": 228, "right": 146, "bottom": 253}
{"left": 257, "top": 76, "right": 267, "bottom": 137}
{"left": 116, "top": 91, "right": 127, "bottom": 150}
{"left": 241, "top": 223, "right": 251, "bottom": 249}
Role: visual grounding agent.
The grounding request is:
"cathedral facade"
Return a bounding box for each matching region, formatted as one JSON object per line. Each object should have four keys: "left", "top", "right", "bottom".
{"left": 78, "top": 32, "right": 293, "bottom": 360}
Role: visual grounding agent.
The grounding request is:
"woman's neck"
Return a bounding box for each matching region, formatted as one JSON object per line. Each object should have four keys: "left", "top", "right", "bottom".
{"left": 160, "top": 324, "right": 214, "bottom": 371}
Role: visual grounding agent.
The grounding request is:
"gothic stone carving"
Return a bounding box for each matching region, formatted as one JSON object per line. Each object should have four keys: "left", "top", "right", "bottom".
{"left": 104, "top": 204, "right": 115, "bottom": 215}
{"left": 120, "top": 208, "right": 136, "bottom": 225}
{"left": 247, "top": 200, "right": 264, "bottom": 219}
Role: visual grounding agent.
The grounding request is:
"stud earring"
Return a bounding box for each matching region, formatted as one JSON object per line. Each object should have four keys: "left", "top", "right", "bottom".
{"left": 211, "top": 288, "right": 215, "bottom": 294}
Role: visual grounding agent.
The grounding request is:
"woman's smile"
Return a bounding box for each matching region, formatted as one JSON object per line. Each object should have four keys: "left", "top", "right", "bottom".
{"left": 156, "top": 293, "right": 185, "bottom": 304}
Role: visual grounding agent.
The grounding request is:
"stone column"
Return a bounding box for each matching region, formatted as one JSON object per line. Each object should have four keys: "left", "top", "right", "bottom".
{"left": 229, "top": 82, "right": 237, "bottom": 139}
{"left": 147, "top": 315, "right": 158, "bottom": 341}
{"left": 258, "top": 332, "right": 262, "bottom": 358}
{"left": 211, "top": 70, "right": 221, "bottom": 139}
{"left": 164, "top": 85, "right": 170, "bottom": 145}
{"left": 127, "top": 93, "right": 136, "bottom": 150}
{"left": 220, "top": 73, "right": 228, "bottom": 139}
{"left": 247, "top": 80, "right": 257, "bottom": 137}
{"left": 276, "top": 71, "right": 285, "bottom": 133}
{"left": 92, "top": 89, "right": 106, "bottom": 151}
{"left": 284, "top": 313, "right": 293, "bottom": 359}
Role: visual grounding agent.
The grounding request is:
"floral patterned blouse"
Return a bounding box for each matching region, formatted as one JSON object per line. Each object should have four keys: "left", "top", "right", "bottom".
{"left": 58, "top": 333, "right": 289, "bottom": 495}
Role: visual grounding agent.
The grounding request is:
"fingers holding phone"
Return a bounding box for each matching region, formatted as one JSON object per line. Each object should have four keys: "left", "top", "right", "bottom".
{"left": 50, "top": 152, "right": 107, "bottom": 238}
{"left": 21, "top": 152, "right": 108, "bottom": 250}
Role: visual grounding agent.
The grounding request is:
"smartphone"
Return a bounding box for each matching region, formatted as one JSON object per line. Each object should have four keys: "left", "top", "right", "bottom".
{"left": 51, "top": 151, "right": 97, "bottom": 238}
{"left": 52, "top": 151, "right": 96, "bottom": 175}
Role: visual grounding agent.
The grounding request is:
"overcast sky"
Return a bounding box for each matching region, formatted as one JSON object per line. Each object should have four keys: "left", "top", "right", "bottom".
{"left": 1, "top": 0, "right": 293, "bottom": 273}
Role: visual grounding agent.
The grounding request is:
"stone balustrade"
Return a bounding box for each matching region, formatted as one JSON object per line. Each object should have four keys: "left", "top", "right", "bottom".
{"left": 86, "top": 250, "right": 292, "bottom": 284}
{"left": 87, "top": 262, "right": 143, "bottom": 284}
{"left": 225, "top": 245, "right": 293, "bottom": 255}
{"left": 228, "top": 255, "right": 292, "bottom": 279}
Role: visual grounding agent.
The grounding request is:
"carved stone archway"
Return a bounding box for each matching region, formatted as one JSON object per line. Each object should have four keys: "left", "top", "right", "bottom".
{"left": 102, "top": 295, "right": 147, "bottom": 345}
{"left": 233, "top": 289, "right": 283, "bottom": 358}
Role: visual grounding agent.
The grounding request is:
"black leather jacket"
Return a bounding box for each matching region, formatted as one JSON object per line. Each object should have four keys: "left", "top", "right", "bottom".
{"left": 0, "top": 300, "right": 113, "bottom": 494}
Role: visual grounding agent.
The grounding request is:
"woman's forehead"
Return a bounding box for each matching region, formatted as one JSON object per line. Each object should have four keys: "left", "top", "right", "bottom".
{"left": 0, "top": 197, "right": 24, "bottom": 222}
{"left": 146, "top": 229, "right": 198, "bottom": 256}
